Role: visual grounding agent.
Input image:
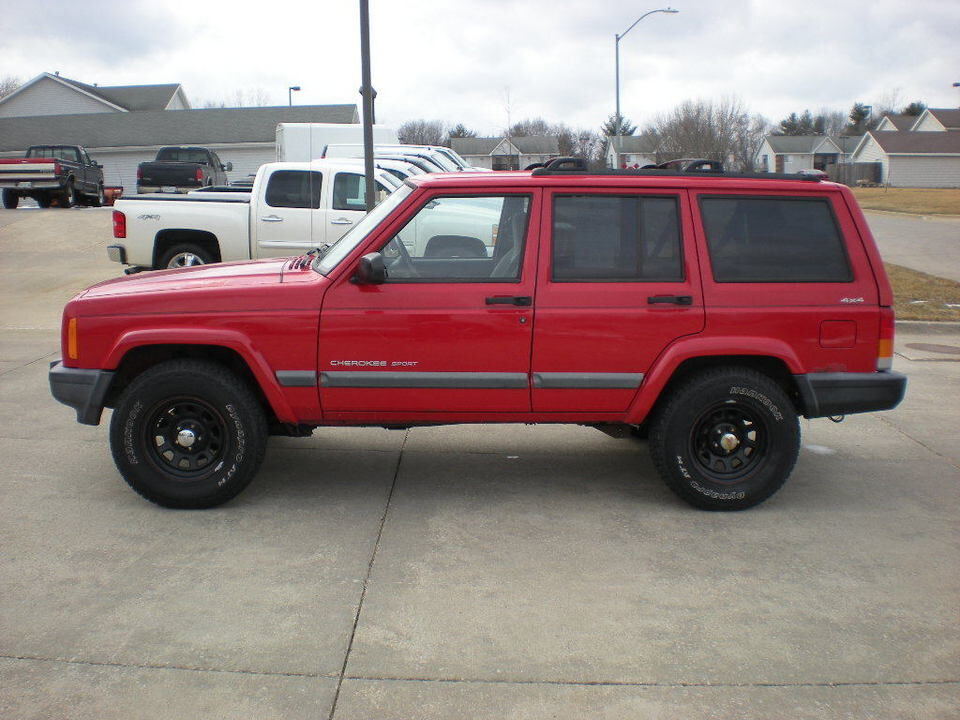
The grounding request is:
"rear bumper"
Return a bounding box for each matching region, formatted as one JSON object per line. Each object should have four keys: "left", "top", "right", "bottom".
{"left": 0, "top": 181, "right": 62, "bottom": 191}
{"left": 794, "top": 371, "right": 907, "bottom": 419}
{"left": 49, "top": 361, "right": 115, "bottom": 425}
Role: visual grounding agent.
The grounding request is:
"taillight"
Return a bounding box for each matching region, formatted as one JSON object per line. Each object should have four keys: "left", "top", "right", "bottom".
{"left": 112, "top": 210, "right": 126, "bottom": 238}
{"left": 877, "top": 307, "right": 895, "bottom": 370}
{"left": 195, "top": 167, "right": 204, "bottom": 182}
{"left": 53, "top": 161, "right": 62, "bottom": 175}
{"left": 136, "top": 166, "right": 143, "bottom": 180}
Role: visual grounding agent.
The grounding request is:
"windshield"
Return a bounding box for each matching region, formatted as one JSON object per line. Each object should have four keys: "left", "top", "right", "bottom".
{"left": 315, "top": 184, "right": 413, "bottom": 275}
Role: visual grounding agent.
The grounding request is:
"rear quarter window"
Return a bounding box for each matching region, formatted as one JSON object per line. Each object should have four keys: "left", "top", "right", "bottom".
{"left": 700, "top": 196, "right": 852, "bottom": 283}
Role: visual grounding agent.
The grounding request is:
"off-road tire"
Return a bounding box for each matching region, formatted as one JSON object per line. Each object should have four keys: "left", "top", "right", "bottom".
{"left": 158, "top": 243, "right": 215, "bottom": 269}
{"left": 648, "top": 367, "right": 800, "bottom": 511}
{"left": 109, "top": 359, "right": 268, "bottom": 508}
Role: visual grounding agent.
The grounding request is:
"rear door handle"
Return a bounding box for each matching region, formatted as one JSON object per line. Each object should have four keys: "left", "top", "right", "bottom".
{"left": 647, "top": 295, "right": 693, "bottom": 305}
{"left": 486, "top": 296, "right": 532, "bottom": 306}
{"left": 330, "top": 218, "right": 353, "bottom": 225}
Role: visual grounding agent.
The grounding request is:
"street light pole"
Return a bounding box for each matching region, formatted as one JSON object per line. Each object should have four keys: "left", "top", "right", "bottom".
{"left": 288, "top": 86, "right": 301, "bottom": 106}
{"left": 614, "top": 7, "right": 678, "bottom": 167}
{"left": 359, "top": 0, "right": 376, "bottom": 210}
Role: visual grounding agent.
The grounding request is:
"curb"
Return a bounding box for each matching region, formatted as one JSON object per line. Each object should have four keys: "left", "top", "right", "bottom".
{"left": 863, "top": 209, "right": 960, "bottom": 221}
{"left": 895, "top": 320, "right": 960, "bottom": 335}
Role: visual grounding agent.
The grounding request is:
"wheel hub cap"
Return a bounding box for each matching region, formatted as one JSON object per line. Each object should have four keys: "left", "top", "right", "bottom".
{"left": 719, "top": 431, "right": 740, "bottom": 452}
{"left": 176, "top": 428, "right": 197, "bottom": 448}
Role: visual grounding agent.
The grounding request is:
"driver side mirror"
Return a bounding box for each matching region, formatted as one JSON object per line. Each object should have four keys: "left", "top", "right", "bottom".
{"left": 224, "top": 162, "right": 233, "bottom": 172}
{"left": 353, "top": 252, "right": 387, "bottom": 284}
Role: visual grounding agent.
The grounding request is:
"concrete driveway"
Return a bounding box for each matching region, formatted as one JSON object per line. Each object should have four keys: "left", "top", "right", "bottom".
{"left": 1, "top": 208, "right": 958, "bottom": 718}
{"left": 866, "top": 211, "right": 960, "bottom": 282}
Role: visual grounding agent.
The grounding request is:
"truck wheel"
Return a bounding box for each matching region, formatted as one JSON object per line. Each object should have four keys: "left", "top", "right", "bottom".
{"left": 37, "top": 194, "right": 52, "bottom": 209}
{"left": 159, "top": 244, "right": 214, "bottom": 269}
{"left": 61, "top": 181, "right": 77, "bottom": 208}
{"left": 109, "top": 359, "right": 268, "bottom": 509}
{"left": 1, "top": 190, "right": 17, "bottom": 209}
{"left": 92, "top": 184, "right": 105, "bottom": 207}
{"left": 648, "top": 367, "right": 800, "bottom": 511}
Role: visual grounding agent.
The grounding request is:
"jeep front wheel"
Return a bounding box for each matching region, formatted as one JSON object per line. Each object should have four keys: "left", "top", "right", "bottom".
{"left": 648, "top": 367, "right": 800, "bottom": 511}
{"left": 109, "top": 360, "right": 267, "bottom": 508}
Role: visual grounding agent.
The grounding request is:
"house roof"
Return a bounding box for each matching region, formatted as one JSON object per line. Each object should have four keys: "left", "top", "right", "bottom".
{"left": 0, "top": 105, "right": 360, "bottom": 152}
{"left": 612, "top": 136, "right": 658, "bottom": 153}
{"left": 922, "top": 108, "right": 960, "bottom": 130}
{"left": 0, "top": 73, "right": 187, "bottom": 113}
{"left": 863, "top": 131, "right": 960, "bottom": 155}
{"left": 877, "top": 114, "right": 915, "bottom": 131}
{"left": 764, "top": 135, "right": 842, "bottom": 154}
{"left": 451, "top": 136, "right": 559, "bottom": 155}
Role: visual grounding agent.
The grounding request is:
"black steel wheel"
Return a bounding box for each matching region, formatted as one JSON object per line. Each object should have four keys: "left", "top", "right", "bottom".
{"left": 109, "top": 359, "right": 267, "bottom": 508}
{"left": 649, "top": 367, "right": 800, "bottom": 510}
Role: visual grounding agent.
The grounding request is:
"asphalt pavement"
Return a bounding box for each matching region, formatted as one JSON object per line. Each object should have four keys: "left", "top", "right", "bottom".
{"left": 1, "top": 207, "right": 958, "bottom": 719}
{"left": 866, "top": 211, "right": 960, "bottom": 282}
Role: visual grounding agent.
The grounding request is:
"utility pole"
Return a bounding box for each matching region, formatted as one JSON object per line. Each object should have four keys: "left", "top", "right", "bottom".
{"left": 359, "top": 0, "right": 376, "bottom": 210}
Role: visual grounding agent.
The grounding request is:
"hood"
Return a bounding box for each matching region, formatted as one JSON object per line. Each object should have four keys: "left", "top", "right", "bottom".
{"left": 83, "top": 258, "right": 287, "bottom": 300}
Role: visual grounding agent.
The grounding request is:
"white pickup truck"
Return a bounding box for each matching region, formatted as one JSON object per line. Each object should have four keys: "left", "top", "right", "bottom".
{"left": 108, "top": 160, "right": 399, "bottom": 271}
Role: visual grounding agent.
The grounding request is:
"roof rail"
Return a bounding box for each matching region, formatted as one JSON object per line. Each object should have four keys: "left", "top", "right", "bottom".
{"left": 530, "top": 166, "right": 822, "bottom": 181}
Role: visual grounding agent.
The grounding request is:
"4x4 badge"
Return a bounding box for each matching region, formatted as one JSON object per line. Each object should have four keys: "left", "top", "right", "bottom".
{"left": 840, "top": 297, "right": 864, "bottom": 303}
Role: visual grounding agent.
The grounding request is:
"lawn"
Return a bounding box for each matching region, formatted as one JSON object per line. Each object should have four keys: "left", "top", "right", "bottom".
{"left": 853, "top": 188, "right": 960, "bottom": 216}
{"left": 886, "top": 263, "right": 960, "bottom": 321}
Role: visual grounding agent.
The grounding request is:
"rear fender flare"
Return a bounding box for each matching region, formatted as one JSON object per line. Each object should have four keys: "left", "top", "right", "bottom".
{"left": 625, "top": 335, "right": 803, "bottom": 424}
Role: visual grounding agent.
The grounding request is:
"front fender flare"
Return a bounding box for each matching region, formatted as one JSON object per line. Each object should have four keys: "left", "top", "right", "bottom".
{"left": 104, "top": 327, "right": 299, "bottom": 424}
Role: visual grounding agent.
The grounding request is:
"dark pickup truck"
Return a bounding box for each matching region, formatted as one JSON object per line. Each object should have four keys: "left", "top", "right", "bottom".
{"left": 137, "top": 146, "right": 233, "bottom": 194}
{"left": 0, "top": 145, "right": 105, "bottom": 209}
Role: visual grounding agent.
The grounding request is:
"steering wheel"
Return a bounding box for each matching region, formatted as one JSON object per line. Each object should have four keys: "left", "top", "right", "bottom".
{"left": 382, "top": 236, "right": 418, "bottom": 278}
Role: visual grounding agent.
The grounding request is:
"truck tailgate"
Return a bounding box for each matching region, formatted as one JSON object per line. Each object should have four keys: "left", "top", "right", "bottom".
{"left": 0, "top": 159, "right": 58, "bottom": 184}
{"left": 139, "top": 163, "right": 204, "bottom": 188}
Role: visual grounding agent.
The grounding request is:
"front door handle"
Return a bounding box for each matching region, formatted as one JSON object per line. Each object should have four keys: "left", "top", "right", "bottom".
{"left": 261, "top": 215, "right": 284, "bottom": 223}
{"left": 486, "top": 296, "right": 532, "bottom": 306}
{"left": 330, "top": 218, "right": 353, "bottom": 225}
{"left": 648, "top": 295, "right": 693, "bottom": 305}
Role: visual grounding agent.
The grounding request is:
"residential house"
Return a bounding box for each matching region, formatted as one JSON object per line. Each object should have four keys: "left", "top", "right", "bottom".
{"left": 605, "top": 135, "right": 658, "bottom": 169}
{"left": 450, "top": 136, "right": 559, "bottom": 170}
{"left": 756, "top": 135, "right": 861, "bottom": 173}
{"left": 0, "top": 72, "right": 358, "bottom": 191}
{"left": 851, "top": 131, "right": 960, "bottom": 187}
{"left": 875, "top": 113, "right": 916, "bottom": 131}
{"left": 909, "top": 107, "right": 960, "bottom": 132}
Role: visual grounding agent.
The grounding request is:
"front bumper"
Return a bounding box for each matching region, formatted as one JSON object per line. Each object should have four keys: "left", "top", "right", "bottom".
{"left": 794, "top": 371, "right": 907, "bottom": 419}
{"left": 49, "top": 361, "right": 115, "bottom": 425}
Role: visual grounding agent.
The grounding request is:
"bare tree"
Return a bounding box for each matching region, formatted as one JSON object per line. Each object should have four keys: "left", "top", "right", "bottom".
{"left": 398, "top": 119, "right": 448, "bottom": 146}
{"left": 0, "top": 75, "right": 21, "bottom": 99}
{"left": 200, "top": 88, "right": 272, "bottom": 108}
{"left": 651, "top": 97, "right": 766, "bottom": 171}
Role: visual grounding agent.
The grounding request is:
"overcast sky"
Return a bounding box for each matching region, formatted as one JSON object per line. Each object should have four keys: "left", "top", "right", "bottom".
{"left": 3, "top": 0, "right": 959, "bottom": 135}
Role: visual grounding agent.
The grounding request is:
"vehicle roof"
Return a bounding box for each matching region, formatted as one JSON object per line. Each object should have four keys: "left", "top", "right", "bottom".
{"left": 405, "top": 170, "right": 845, "bottom": 192}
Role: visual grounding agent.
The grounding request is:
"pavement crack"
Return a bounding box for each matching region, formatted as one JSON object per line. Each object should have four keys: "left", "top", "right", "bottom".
{"left": 0, "top": 653, "right": 329, "bottom": 679}
{"left": 877, "top": 414, "right": 960, "bottom": 471}
{"left": 328, "top": 429, "right": 407, "bottom": 720}
{"left": 339, "top": 674, "right": 960, "bottom": 689}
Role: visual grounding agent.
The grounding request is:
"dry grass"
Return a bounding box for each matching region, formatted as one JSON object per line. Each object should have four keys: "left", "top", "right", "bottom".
{"left": 853, "top": 188, "right": 960, "bottom": 216}
{"left": 886, "top": 263, "right": 960, "bottom": 321}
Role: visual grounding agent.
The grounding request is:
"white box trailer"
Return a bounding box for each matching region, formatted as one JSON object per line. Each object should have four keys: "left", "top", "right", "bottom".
{"left": 276, "top": 123, "right": 399, "bottom": 162}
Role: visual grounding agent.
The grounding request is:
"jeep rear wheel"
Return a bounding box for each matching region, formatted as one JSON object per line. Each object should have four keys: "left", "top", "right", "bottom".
{"left": 109, "top": 360, "right": 267, "bottom": 508}
{"left": 649, "top": 367, "right": 800, "bottom": 511}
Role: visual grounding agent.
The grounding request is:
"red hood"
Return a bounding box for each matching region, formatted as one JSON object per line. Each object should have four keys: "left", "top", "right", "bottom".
{"left": 84, "top": 258, "right": 287, "bottom": 299}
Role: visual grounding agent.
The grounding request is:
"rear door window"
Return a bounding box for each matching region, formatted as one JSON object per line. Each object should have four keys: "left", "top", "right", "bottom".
{"left": 265, "top": 170, "right": 322, "bottom": 209}
{"left": 699, "top": 196, "right": 852, "bottom": 282}
{"left": 552, "top": 195, "right": 683, "bottom": 282}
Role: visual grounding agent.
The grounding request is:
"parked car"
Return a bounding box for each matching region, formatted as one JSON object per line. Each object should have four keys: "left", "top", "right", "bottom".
{"left": 797, "top": 168, "right": 829, "bottom": 180}
{"left": 136, "top": 146, "right": 233, "bottom": 194}
{"left": 0, "top": 145, "right": 105, "bottom": 208}
{"left": 111, "top": 160, "right": 399, "bottom": 270}
{"left": 51, "top": 160, "right": 906, "bottom": 510}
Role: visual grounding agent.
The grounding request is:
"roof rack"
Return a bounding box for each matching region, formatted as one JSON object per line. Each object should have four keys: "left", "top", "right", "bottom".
{"left": 531, "top": 156, "right": 822, "bottom": 182}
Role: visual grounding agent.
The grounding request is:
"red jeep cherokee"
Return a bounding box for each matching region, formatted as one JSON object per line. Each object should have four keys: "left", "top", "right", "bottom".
{"left": 50, "top": 163, "right": 906, "bottom": 510}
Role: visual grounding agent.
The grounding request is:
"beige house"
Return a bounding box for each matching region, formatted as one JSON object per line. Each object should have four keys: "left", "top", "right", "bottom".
{"left": 605, "top": 136, "right": 658, "bottom": 169}
{"left": 450, "top": 136, "right": 559, "bottom": 170}
{"left": 0, "top": 72, "right": 358, "bottom": 191}
{"left": 851, "top": 108, "right": 960, "bottom": 187}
